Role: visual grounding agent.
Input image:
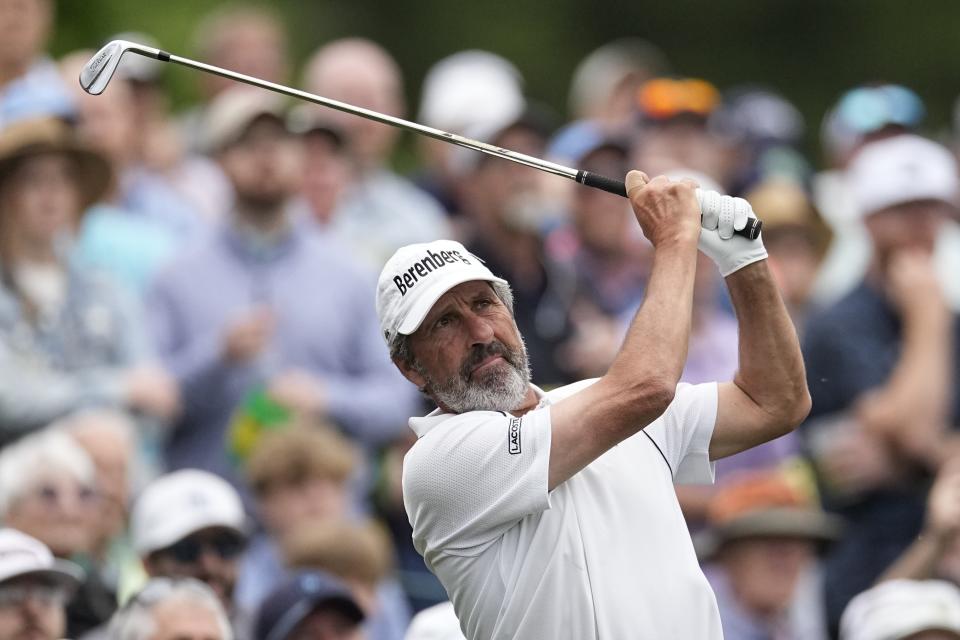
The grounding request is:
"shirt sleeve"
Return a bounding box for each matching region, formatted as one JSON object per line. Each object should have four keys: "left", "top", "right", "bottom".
{"left": 645, "top": 382, "right": 718, "bottom": 485}
{"left": 402, "top": 408, "right": 552, "bottom": 558}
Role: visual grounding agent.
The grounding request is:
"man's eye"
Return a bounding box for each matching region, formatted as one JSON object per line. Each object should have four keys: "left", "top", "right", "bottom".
{"left": 435, "top": 315, "right": 452, "bottom": 329}
{"left": 475, "top": 298, "right": 492, "bottom": 309}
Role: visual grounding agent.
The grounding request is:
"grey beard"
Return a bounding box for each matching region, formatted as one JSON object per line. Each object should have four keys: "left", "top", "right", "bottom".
{"left": 417, "top": 339, "right": 532, "bottom": 414}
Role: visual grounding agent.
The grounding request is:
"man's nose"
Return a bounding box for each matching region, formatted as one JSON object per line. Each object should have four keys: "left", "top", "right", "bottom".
{"left": 463, "top": 311, "right": 495, "bottom": 344}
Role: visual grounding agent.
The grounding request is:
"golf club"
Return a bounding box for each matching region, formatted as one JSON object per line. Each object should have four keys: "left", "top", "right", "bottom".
{"left": 79, "top": 39, "right": 761, "bottom": 240}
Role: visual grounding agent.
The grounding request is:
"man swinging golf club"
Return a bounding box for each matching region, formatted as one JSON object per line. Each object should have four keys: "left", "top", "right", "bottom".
{"left": 376, "top": 171, "right": 810, "bottom": 639}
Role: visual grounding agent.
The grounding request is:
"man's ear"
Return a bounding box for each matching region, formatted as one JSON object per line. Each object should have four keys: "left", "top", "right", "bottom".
{"left": 393, "top": 357, "right": 426, "bottom": 390}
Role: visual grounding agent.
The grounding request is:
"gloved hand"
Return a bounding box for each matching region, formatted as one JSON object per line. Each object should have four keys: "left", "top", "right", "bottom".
{"left": 696, "top": 189, "right": 768, "bottom": 276}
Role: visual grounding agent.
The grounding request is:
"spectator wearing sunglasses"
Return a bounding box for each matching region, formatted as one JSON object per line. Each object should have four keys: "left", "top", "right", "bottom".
{"left": 0, "top": 427, "right": 115, "bottom": 636}
{"left": 106, "top": 577, "right": 232, "bottom": 640}
{"left": 0, "top": 528, "right": 84, "bottom": 640}
{"left": 130, "top": 470, "right": 251, "bottom": 640}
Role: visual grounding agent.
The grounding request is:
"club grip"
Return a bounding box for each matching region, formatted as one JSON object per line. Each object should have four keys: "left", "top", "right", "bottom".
{"left": 576, "top": 170, "right": 762, "bottom": 240}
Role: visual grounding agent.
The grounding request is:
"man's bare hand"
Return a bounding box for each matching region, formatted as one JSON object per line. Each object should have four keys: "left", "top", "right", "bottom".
{"left": 125, "top": 365, "right": 181, "bottom": 421}
{"left": 927, "top": 457, "right": 960, "bottom": 542}
{"left": 626, "top": 171, "right": 701, "bottom": 249}
{"left": 223, "top": 307, "right": 274, "bottom": 364}
{"left": 886, "top": 250, "right": 947, "bottom": 318}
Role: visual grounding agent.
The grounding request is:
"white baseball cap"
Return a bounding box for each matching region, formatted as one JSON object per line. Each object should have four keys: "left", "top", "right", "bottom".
{"left": 130, "top": 469, "right": 247, "bottom": 556}
{"left": 376, "top": 240, "right": 507, "bottom": 345}
{"left": 203, "top": 87, "right": 287, "bottom": 153}
{"left": 0, "top": 528, "right": 83, "bottom": 589}
{"left": 840, "top": 579, "right": 960, "bottom": 640}
{"left": 846, "top": 134, "right": 960, "bottom": 217}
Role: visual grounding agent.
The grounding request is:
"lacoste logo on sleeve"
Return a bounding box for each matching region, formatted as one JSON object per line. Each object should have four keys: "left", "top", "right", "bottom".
{"left": 507, "top": 417, "right": 522, "bottom": 455}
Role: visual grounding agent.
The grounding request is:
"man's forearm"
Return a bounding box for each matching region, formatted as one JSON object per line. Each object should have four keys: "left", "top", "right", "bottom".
{"left": 725, "top": 261, "right": 810, "bottom": 424}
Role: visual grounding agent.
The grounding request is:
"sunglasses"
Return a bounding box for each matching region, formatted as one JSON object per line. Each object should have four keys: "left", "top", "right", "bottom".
{"left": 161, "top": 532, "right": 246, "bottom": 564}
{"left": 0, "top": 583, "right": 69, "bottom": 608}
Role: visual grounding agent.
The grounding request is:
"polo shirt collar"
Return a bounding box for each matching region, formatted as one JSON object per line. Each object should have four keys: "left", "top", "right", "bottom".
{"left": 408, "top": 384, "right": 547, "bottom": 438}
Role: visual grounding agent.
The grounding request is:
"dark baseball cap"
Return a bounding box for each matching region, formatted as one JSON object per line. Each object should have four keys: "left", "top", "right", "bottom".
{"left": 255, "top": 571, "right": 365, "bottom": 640}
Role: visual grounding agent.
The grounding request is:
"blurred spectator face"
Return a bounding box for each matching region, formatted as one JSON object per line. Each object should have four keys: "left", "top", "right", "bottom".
{"left": 0, "top": 0, "right": 50, "bottom": 76}
{"left": 219, "top": 116, "right": 302, "bottom": 210}
{"left": 301, "top": 130, "right": 350, "bottom": 224}
{"left": 286, "top": 605, "right": 365, "bottom": 640}
{"left": 464, "top": 124, "right": 546, "bottom": 230}
{"left": 0, "top": 575, "right": 68, "bottom": 640}
{"left": 304, "top": 40, "right": 403, "bottom": 170}
{"left": 864, "top": 199, "right": 950, "bottom": 262}
{"left": 144, "top": 527, "right": 245, "bottom": 606}
{"left": 74, "top": 83, "right": 138, "bottom": 167}
{"left": 67, "top": 414, "right": 134, "bottom": 553}
{"left": 4, "top": 470, "right": 98, "bottom": 558}
{"left": 261, "top": 476, "right": 347, "bottom": 538}
{"left": 571, "top": 146, "right": 632, "bottom": 256}
{"left": 0, "top": 154, "right": 80, "bottom": 254}
{"left": 766, "top": 230, "right": 822, "bottom": 309}
{"left": 148, "top": 598, "right": 226, "bottom": 640}
{"left": 634, "top": 120, "right": 732, "bottom": 188}
{"left": 718, "top": 537, "right": 815, "bottom": 618}
{"left": 196, "top": 8, "right": 287, "bottom": 100}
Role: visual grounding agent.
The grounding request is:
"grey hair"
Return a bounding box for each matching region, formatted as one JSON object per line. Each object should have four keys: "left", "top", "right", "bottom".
{"left": 107, "top": 577, "right": 232, "bottom": 640}
{"left": 389, "top": 280, "right": 515, "bottom": 366}
{"left": 0, "top": 428, "right": 96, "bottom": 517}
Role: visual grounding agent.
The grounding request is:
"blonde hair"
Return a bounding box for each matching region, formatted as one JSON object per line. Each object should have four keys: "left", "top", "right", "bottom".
{"left": 245, "top": 422, "right": 357, "bottom": 497}
{"left": 283, "top": 519, "right": 393, "bottom": 588}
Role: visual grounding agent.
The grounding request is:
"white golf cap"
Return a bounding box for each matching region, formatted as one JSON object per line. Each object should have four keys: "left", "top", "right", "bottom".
{"left": 376, "top": 240, "right": 507, "bottom": 345}
{"left": 130, "top": 469, "right": 247, "bottom": 556}
{"left": 846, "top": 134, "right": 960, "bottom": 217}
{"left": 0, "top": 528, "right": 83, "bottom": 589}
{"left": 203, "top": 87, "right": 287, "bottom": 153}
{"left": 840, "top": 579, "right": 960, "bottom": 640}
{"left": 418, "top": 50, "right": 525, "bottom": 134}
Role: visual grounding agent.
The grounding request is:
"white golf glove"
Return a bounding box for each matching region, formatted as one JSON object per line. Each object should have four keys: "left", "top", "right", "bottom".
{"left": 696, "top": 189, "right": 768, "bottom": 277}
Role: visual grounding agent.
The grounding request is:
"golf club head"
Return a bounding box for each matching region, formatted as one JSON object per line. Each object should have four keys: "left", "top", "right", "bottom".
{"left": 79, "top": 39, "right": 162, "bottom": 95}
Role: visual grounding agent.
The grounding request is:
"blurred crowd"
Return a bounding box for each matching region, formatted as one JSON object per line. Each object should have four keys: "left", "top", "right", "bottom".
{"left": 2, "top": 1, "right": 960, "bottom": 639}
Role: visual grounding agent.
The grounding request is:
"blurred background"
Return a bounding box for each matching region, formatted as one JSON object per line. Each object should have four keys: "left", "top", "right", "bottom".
{"left": 3, "top": 1, "right": 960, "bottom": 639}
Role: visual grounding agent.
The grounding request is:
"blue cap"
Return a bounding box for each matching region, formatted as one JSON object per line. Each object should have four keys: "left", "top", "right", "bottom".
{"left": 255, "top": 571, "right": 365, "bottom": 640}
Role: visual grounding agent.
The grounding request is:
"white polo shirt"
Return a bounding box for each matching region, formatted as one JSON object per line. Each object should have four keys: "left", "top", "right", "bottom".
{"left": 402, "top": 379, "right": 723, "bottom": 640}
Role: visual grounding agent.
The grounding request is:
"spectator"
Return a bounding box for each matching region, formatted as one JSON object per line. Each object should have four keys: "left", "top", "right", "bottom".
{"left": 236, "top": 423, "right": 358, "bottom": 610}
{"left": 289, "top": 112, "right": 350, "bottom": 226}
{"left": 0, "top": 0, "right": 73, "bottom": 127}
{"left": 0, "top": 117, "right": 178, "bottom": 442}
{"left": 0, "top": 528, "right": 83, "bottom": 640}
{"left": 255, "top": 571, "right": 365, "bottom": 640}
{"left": 546, "top": 133, "right": 647, "bottom": 380}
{"left": 61, "top": 51, "right": 207, "bottom": 278}
{"left": 147, "top": 88, "right": 417, "bottom": 494}
{"left": 878, "top": 457, "right": 960, "bottom": 585}
{"left": 455, "top": 112, "right": 573, "bottom": 388}
{"left": 283, "top": 519, "right": 410, "bottom": 640}
{"left": 415, "top": 50, "right": 525, "bottom": 216}
{"left": 840, "top": 580, "right": 960, "bottom": 640}
{"left": 0, "top": 428, "right": 116, "bottom": 636}
{"left": 742, "top": 177, "right": 832, "bottom": 330}
{"left": 55, "top": 409, "right": 144, "bottom": 603}
{"left": 697, "top": 471, "right": 841, "bottom": 640}
{"left": 801, "top": 134, "right": 960, "bottom": 633}
{"left": 632, "top": 77, "right": 735, "bottom": 189}
{"left": 301, "top": 38, "right": 451, "bottom": 269}
{"left": 129, "top": 469, "right": 251, "bottom": 639}
{"left": 106, "top": 577, "right": 232, "bottom": 640}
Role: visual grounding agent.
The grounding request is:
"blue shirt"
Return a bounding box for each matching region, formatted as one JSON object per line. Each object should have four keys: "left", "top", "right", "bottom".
{"left": 147, "top": 219, "right": 419, "bottom": 489}
{"left": 801, "top": 280, "right": 960, "bottom": 633}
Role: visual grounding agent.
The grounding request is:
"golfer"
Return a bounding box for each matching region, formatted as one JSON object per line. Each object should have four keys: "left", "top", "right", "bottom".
{"left": 376, "top": 172, "right": 810, "bottom": 639}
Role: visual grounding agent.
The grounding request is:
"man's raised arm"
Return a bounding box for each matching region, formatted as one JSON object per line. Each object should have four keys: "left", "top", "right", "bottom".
{"left": 548, "top": 172, "right": 702, "bottom": 489}
{"left": 703, "top": 222, "right": 812, "bottom": 460}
